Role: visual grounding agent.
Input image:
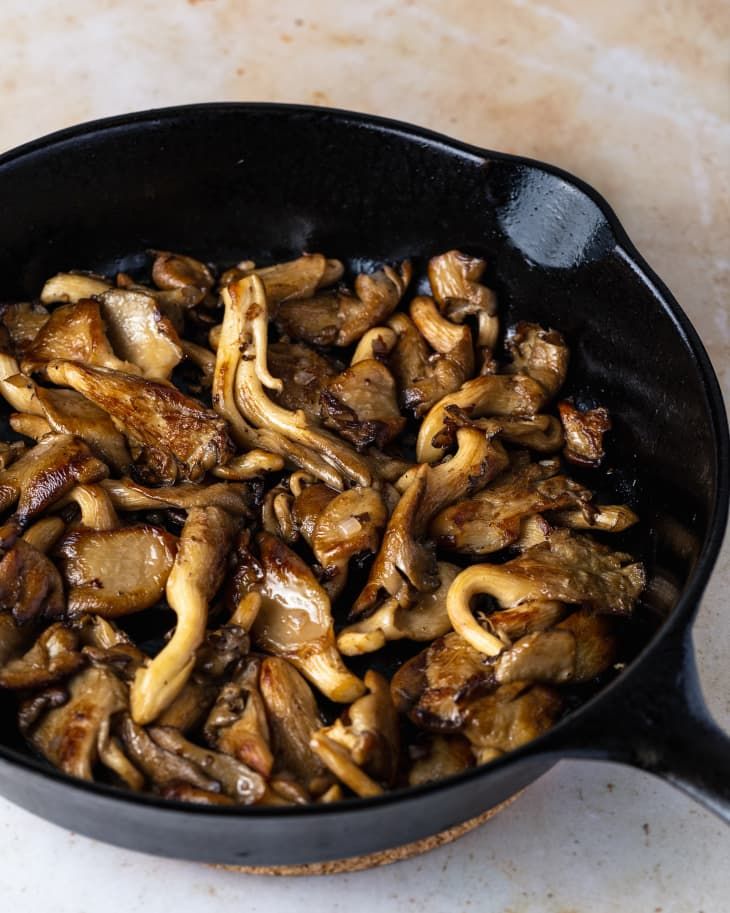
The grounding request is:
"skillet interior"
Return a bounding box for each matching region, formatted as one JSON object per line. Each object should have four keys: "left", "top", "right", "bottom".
{"left": 0, "top": 104, "right": 723, "bottom": 864}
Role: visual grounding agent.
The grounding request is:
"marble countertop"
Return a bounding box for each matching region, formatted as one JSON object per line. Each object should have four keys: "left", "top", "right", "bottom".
{"left": 0, "top": 2, "right": 727, "bottom": 911}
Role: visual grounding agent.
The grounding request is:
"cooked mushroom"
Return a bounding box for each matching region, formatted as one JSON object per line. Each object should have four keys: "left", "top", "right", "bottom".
{"left": 277, "top": 261, "right": 411, "bottom": 346}
{"left": 230, "top": 275, "right": 373, "bottom": 488}
{"left": 259, "top": 656, "right": 328, "bottom": 792}
{"left": 505, "top": 322, "right": 569, "bottom": 399}
{"left": 416, "top": 374, "right": 548, "bottom": 463}
{"left": 46, "top": 361, "right": 233, "bottom": 482}
{"left": 101, "top": 477, "right": 255, "bottom": 516}
{"left": 241, "top": 532, "right": 364, "bottom": 702}
{"left": 320, "top": 358, "right": 406, "bottom": 449}
{"left": 211, "top": 450, "right": 284, "bottom": 480}
{"left": 430, "top": 455, "right": 592, "bottom": 554}
{"left": 8, "top": 412, "right": 51, "bottom": 439}
{"left": 408, "top": 735, "right": 474, "bottom": 786}
{"left": 310, "top": 671, "right": 399, "bottom": 796}
{"left": 268, "top": 341, "right": 339, "bottom": 421}
{"left": 204, "top": 655, "right": 274, "bottom": 777}
{"left": 387, "top": 311, "right": 472, "bottom": 418}
{"left": 40, "top": 272, "right": 112, "bottom": 304}
{"left": 0, "top": 301, "right": 50, "bottom": 350}
{"left": 57, "top": 525, "right": 177, "bottom": 617}
{"left": 130, "top": 506, "right": 237, "bottom": 724}
{"left": 55, "top": 484, "right": 119, "bottom": 530}
{"left": 558, "top": 400, "right": 612, "bottom": 466}
{"left": 351, "top": 326, "right": 398, "bottom": 364}
{"left": 21, "top": 299, "right": 133, "bottom": 375}
{"left": 310, "top": 486, "right": 388, "bottom": 598}
{"left": 223, "top": 253, "right": 343, "bottom": 305}
{"left": 549, "top": 503, "right": 639, "bottom": 532}
{"left": 0, "top": 623, "right": 83, "bottom": 689}
{"left": 26, "top": 664, "right": 131, "bottom": 781}
{"left": 97, "top": 288, "right": 183, "bottom": 381}
{"left": 428, "top": 250, "right": 498, "bottom": 350}
{"left": 338, "top": 561, "right": 460, "bottom": 655}
{"left": 21, "top": 516, "right": 65, "bottom": 554}
{"left": 0, "top": 525, "right": 65, "bottom": 625}
{"left": 462, "top": 681, "right": 563, "bottom": 763}
{"left": 446, "top": 529, "right": 645, "bottom": 656}
{"left": 151, "top": 250, "right": 215, "bottom": 291}
{"left": 0, "top": 433, "right": 108, "bottom": 525}
{"left": 0, "top": 612, "right": 35, "bottom": 667}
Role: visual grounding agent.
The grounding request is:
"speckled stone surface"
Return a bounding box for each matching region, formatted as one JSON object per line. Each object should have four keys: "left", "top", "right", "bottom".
{"left": 0, "top": 2, "right": 727, "bottom": 911}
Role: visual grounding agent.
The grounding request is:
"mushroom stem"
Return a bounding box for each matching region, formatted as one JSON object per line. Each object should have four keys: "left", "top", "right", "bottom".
{"left": 446, "top": 565, "right": 524, "bottom": 656}
{"left": 56, "top": 484, "right": 119, "bottom": 530}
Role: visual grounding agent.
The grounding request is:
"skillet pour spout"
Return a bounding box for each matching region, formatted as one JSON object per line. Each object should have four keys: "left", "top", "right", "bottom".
{"left": 0, "top": 103, "right": 727, "bottom": 866}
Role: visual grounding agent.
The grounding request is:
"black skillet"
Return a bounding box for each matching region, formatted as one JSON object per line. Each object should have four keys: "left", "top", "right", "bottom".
{"left": 0, "top": 104, "right": 727, "bottom": 866}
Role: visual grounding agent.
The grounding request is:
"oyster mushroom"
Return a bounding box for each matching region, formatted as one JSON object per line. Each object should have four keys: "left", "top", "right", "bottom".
{"left": 430, "top": 455, "right": 592, "bottom": 554}
{"left": 351, "top": 326, "right": 398, "bottom": 364}
{"left": 21, "top": 299, "right": 133, "bottom": 375}
{"left": 550, "top": 503, "right": 639, "bottom": 532}
{"left": 21, "top": 516, "right": 66, "bottom": 554}
{"left": 558, "top": 400, "right": 612, "bottom": 466}
{"left": 130, "top": 506, "right": 237, "bottom": 724}
{"left": 55, "top": 484, "right": 119, "bottom": 530}
{"left": 0, "top": 612, "right": 35, "bottom": 667}
{"left": 211, "top": 450, "right": 284, "bottom": 481}
{"left": 408, "top": 735, "right": 474, "bottom": 786}
{"left": 56, "top": 524, "right": 177, "bottom": 617}
{"left": 310, "top": 670, "right": 399, "bottom": 797}
{"left": 242, "top": 532, "right": 364, "bottom": 702}
{"left": 387, "top": 311, "right": 472, "bottom": 418}
{"left": 427, "top": 250, "right": 498, "bottom": 350}
{"left": 0, "top": 433, "right": 108, "bottom": 525}
{"left": 0, "top": 520, "right": 65, "bottom": 625}
{"left": 227, "top": 274, "right": 373, "bottom": 487}
{"left": 277, "top": 261, "right": 411, "bottom": 347}
{"left": 40, "top": 272, "right": 112, "bottom": 304}
{"left": 151, "top": 250, "right": 215, "bottom": 291}
{"left": 416, "top": 374, "right": 548, "bottom": 463}
{"left": 505, "top": 322, "right": 569, "bottom": 399}
{"left": 204, "top": 654, "right": 274, "bottom": 777}
{"left": 338, "top": 561, "right": 460, "bottom": 656}
{"left": 101, "top": 477, "right": 255, "bottom": 516}
{"left": 97, "top": 288, "right": 183, "bottom": 381}
{"left": 46, "top": 361, "right": 233, "bottom": 482}
{"left": 223, "top": 253, "right": 343, "bottom": 305}
{"left": 320, "top": 358, "right": 406, "bottom": 449}
{"left": 268, "top": 341, "right": 339, "bottom": 421}
{"left": 0, "top": 623, "right": 83, "bottom": 689}
{"left": 0, "top": 301, "right": 50, "bottom": 350}
{"left": 446, "top": 529, "right": 645, "bottom": 656}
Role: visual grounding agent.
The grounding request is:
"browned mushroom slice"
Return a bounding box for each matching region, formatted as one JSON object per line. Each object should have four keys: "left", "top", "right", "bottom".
{"left": 485, "top": 600, "right": 567, "bottom": 643}
{"left": 8, "top": 412, "right": 51, "bottom": 439}
{"left": 558, "top": 401, "right": 611, "bottom": 466}
{"left": 211, "top": 450, "right": 284, "bottom": 481}
{"left": 131, "top": 507, "right": 237, "bottom": 724}
{"left": 277, "top": 261, "right": 411, "bottom": 346}
{"left": 549, "top": 503, "right": 639, "bottom": 533}
{"left": 0, "top": 523, "right": 65, "bottom": 625}
{"left": 34, "top": 386, "right": 132, "bottom": 474}
{"left": 268, "top": 341, "right": 339, "bottom": 420}
{"left": 310, "top": 487, "right": 388, "bottom": 598}
{"left": 462, "top": 681, "right": 563, "bottom": 763}
{"left": 151, "top": 250, "right": 215, "bottom": 291}
{"left": 204, "top": 655, "right": 274, "bottom": 777}
{"left": 408, "top": 735, "right": 474, "bottom": 786}
{"left": 440, "top": 408, "right": 564, "bottom": 454}
{"left": 0, "top": 623, "right": 83, "bottom": 689}
{"left": 148, "top": 726, "right": 265, "bottom": 804}
{"left": 0, "top": 612, "right": 35, "bottom": 666}
{"left": 224, "top": 254, "right": 343, "bottom": 305}
{"left": 311, "top": 671, "right": 399, "bottom": 796}
{"left": 446, "top": 529, "right": 645, "bottom": 656}
{"left": 101, "top": 477, "right": 254, "bottom": 516}
{"left": 97, "top": 288, "right": 183, "bottom": 381}
{"left": 505, "top": 323, "right": 569, "bottom": 399}
{"left": 391, "top": 631, "right": 492, "bottom": 731}
{"left": 259, "top": 656, "right": 328, "bottom": 792}
{"left": 338, "top": 561, "right": 460, "bottom": 655}
{"left": 351, "top": 326, "right": 398, "bottom": 364}
{"left": 0, "top": 301, "right": 50, "bottom": 351}
{"left": 0, "top": 440, "right": 25, "bottom": 471}
{"left": 0, "top": 433, "right": 108, "bottom": 525}
{"left": 40, "top": 272, "right": 112, "bottom": 304}
{"left": 56, "top": 525, "right": 177, "bottom": 617}
{"left": 417, "top": 374, "right": 548, "bottom": 463}
{"left": 320, "top": 359, "right": 406, "bottom": 449}
{"left": 21, "top": 299, "right": 132, "bottom": 374}
{"left": 46, "top": 361, "right": 234, "bottom": 482}
{"left": 430, "top": 456, "right": 591, "bottom": 555}
{"left": 291, "top": 482, "right": 339, "bottom": 544}
{"left": 27, "top": 665, "right": 130, "bottom": 780}
{"left": 428, "top": 250, "right": 498, "bottom": 350}
{"left": 246, "top": 532, "right": 364, "bottom": 702}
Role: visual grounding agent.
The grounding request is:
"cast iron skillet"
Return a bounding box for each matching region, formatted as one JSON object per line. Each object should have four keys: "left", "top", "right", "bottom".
{"left": 0, "top": 104, "right": 727, "bottom": 866}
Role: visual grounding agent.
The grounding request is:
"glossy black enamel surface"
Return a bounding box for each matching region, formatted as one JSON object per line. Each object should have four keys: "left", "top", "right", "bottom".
{"left": 0, "top": 104, "right": 727, "bottom": 864}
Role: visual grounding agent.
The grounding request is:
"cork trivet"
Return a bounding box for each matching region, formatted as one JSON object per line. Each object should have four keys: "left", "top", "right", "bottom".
{"left": 216, "top": 792, "right": 520, "bottom": 876}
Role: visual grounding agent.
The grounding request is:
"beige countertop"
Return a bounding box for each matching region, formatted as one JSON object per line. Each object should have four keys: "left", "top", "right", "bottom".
{"left": 0, "top": 2, "right": 727, "bottom": 911}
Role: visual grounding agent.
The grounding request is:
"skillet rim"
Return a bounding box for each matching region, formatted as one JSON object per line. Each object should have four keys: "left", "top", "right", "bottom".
{"left": 0, "top": 101, "right": 726, "bottom": 818}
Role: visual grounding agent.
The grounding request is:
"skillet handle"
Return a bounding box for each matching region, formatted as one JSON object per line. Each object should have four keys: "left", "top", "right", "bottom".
{"left": 557, "top": 628, "right": 730, "bottom": 822}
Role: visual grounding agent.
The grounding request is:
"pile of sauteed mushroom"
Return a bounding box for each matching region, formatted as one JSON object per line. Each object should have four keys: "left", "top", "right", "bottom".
{"left": 0, "top": 249, "right": 645, "bottom": 804}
